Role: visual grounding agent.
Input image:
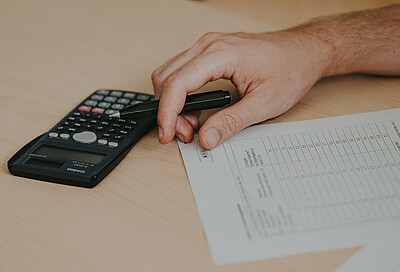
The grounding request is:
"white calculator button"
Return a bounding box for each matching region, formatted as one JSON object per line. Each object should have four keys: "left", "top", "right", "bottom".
{"left": 60, "top": 133, "right": 70, "bottom": 140}
{"left": 91, "top": 95, "right": 104, "bottom": 101}
{"left": 111, "top": 103, "right": 124, "bottom": 110}
{"left": 98, "top": 139, "right": 107, "bottom": 145}
{"left": 117, "top": 98, "right": 130, "bottom": 104}
{"left": 73, "top": 131, "right": 97, "bottom": 144}
{"left": 97, "top": 90, "right": 110, "bottom": 95}
{"left": 105, "top": 109, "right": 116, "bottom": 115}
{"left": 84, "top": 100, "right": 98, "bottom": 107}
{"left": 98, "top": 102, "right": 111, "bottom": 108}
{"left": 104, "top": 96, "right": 117, "bottom": 103}
{"left": 108, "top": 142, "right": 118, "bottom": 147}
{"left": 110, "top": 91, "right": 123, "bottom": 97}
{"left": 123, "top": 93, "right": 135, "bottom": 99}
{"left": 48, "top": 132, "right": 58, "bottom": 138}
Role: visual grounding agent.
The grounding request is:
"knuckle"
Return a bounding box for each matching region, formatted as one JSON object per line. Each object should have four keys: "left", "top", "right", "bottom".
{"left": 151, "top": 70, "right": 160, "bottom": 84}
{"left": 197, "top": 32, "right": 221, "bottom": 44}
{"left": 205, "top": 39, "right": 229, "bottom": 52}
{"left": 162, "top": 73, "right": 179, "bottom": 89}
{"left": 221, "top": 112, "right": 243, "bottom": 135}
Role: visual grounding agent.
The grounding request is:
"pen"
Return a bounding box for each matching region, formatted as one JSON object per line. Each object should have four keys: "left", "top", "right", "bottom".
{"left": 109, "top": 90, "right": 231, "bottom": 119}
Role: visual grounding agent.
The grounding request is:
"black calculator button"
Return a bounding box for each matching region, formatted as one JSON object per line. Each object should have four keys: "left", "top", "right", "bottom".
{"left": 136, "top": 94, "right": 150, "bottom": 101}
{"left": 112, "top": 123, "right": 121, "bottom": 128}
{"left": 119, "top": 130, "right": 128, "bottom": 135}
{"left": 113, "top": 135, "right": 124, "bottom": 141}
{"left": 117, "top": 98, "right": 130, "bottom": 104}
{"left": 73, "top": 112, "right": 81, "bottom": 117}
{"left": 57, "top": 126, "right": 65, "bottom": 131}
{"left": 85, "top": 124, "right": 93, "bottom": 129}
{"left": 101, "top": 121, "right": 109, "bottom": 126}
{"left": 74, "top": 123, "right": 82, "bottom": 127}
{"left": 68, "top": 128, "right": 77, "bottom": 133}
{"left": 108, "top": 128, "right": 116, "bottom": 133}
{"left": 128, "top": 120, "right": 137, "bottom": 125}
{"left": 84, "top": 100, "right": 98, "bottom": 107}
{"left": 123, "top": 93, "right": 135, "bottom": 99}
{"left": 110, "top": 91, "right": 123, "bottom": 97}
{"left": 104, "top": 96, "right": 117, "bottom": 103}
{"left": 97, "top": 89, "right": 110, "bottom": 95}
{"left": 117, "top": 119, "right": 126, "bottom": 124}
{"left": 130, "top": 100, "right": 142, "bottom": 106}
{"left": 98, "top": 102, "right": 111, "bottom": 108}
{"left": 68, "top": 117, "right": 76, "bottom": 121}
{"left": 111, "top": 103, "right": 124, "bottom": 110}
{"left": 90, "top": 120, "right": 98, "bottom": 124}
{"left": 96, "top": 126, "right": 104, "bottom": 131}
{"left": 149, "top": 97, "right": 155, "bottom": 101}
{"left": 102, "top": 133, "right": 111, "bottom": 139}
{"left": 91, "top": 95, "right": 104, "bottom": 101}
{"left": 124, "top": 125, "right": 133, "bottom": 130}
{"left": 79, "top": 118, "right": 87, "bottom": 122}
{"left": 72, "top": 131, "right": 97, "bottom": 144}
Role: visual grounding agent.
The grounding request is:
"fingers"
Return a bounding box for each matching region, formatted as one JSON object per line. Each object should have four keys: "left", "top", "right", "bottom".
{"left": 157, "top": 50, "right": 233, "bottom": 144}
{"left": 152, "top": 32, "right": 223, "bottom": 97}
{"left": 175, "top": 115, "right": 194, "bottom": 143}
{"left": 198, "top": 92, "right": 266, "bottom": 149}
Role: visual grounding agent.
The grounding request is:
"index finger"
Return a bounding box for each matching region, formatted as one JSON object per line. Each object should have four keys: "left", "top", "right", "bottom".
{"left": 157, "top": 50, "right": 233, "bottom": 143}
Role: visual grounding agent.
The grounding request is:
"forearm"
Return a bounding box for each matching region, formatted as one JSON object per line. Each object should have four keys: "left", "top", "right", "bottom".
{"left": 294, "top": 4, "right": 400, "bottom": 77}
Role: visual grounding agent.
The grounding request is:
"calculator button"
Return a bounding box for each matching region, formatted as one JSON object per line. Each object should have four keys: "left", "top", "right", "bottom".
{"left": 78, "top": 105, "right": 91, "bottom": 112}
{"left": 101, "top": 121, "right": 109, "bottom": 126}
{"left": 105, "top": 109, "right": 116, "bottom": 115}
{"left": 117, "top": 98, "right": 130, "bottom": 104}
{"left": 108, "top": 142, "right": 118, "bottom": 147}
{"left": 112, "top": 123, "right": 121, "bottom": 128}
{"left": 60, "top": 133, "right": 70, "bottom": 140}
{"left": 68, "top": 128, "right": 77, "bottom": 133}
{"left": 136, "top": 94, "right": 150, "bottom": 101}
{"left": 119, "top": 130, "right": 128, "bottom": 135}
{"left": 48, "top": 132, "right": 58, "bottom": 138}
{"left": 128, "top": 120, "right": 137, "bottom": 125}
{"left": 98, "top": 102, "right": 111, "bottom": 108}
{"left": 149, "top": 96, "right": 155, "bottom": 101}
{"left": 111, "top": 103, "right": 124, "bottom": 110}
{"left": 92, "top": 107, "right": 105, "bottom": 114}
{"left": 97, "top": 89, "right": 110, "bottom": 95}
{"left": 96, "top": 126, "right": 104, "bottom": 131}
{"left": 123, "top": 93, "right": 136, "bottom": 99}
{"left": 68, "top": 117, "right": 76, "bottom": 121}
{"left": 117, "top": 119, "right": 127, "bottom": 124}
{"left": 130, "top": 100, "right": 143, "bottom": 106}
{"left": 102, "top": 133, "right": 111, "bottom": 139}
{"left": 57, "top": 126, "right": 65, "bottom": 131}
{"left": 110, "top": 91, "right": 123, "bottom": 97}
{"left": 104, "top": 96, "right": 117, "bottom": 103}
{"left": 74, "top": 123, "right": 82, "bottom": 127}
{"left": 124, "top": 125, "right": 133, "bottom": 130}
{"left": 98, "top": 139, "right": 107, "bottom": 145}
{"left": 108, "top": 128, "right": 116, "bottom": 133}
{"left": 114, "top": 135, "right": 124, "bottom": 141}
{"left": 84, "top": 100, "right": 98, "bottom": 107}
{"left": 90, "top": 120, "right": 98, "bottom": 124}
{"left": 79, "top": 118, "right": 87, "bottom": 122}
{"left": 91, "top": 95, "right": 104, "bottom": 101}
{"left": 73, "top": 131, "right": 97, "bottom": 144}
{"left": 73, "top": 112, "right": 81, "bottom": 117}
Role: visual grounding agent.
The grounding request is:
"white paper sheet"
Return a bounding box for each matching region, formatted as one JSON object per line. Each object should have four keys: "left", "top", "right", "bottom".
{"left": 178, "top": 108, "right": 400, "bottom": 265}
{"left": 336, "top": 243, "right": 400, "bottom": 272}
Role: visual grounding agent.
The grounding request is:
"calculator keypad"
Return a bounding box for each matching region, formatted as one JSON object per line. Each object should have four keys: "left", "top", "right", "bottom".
{"left": 50, "top": 90, "right": 153, "bottom": 148}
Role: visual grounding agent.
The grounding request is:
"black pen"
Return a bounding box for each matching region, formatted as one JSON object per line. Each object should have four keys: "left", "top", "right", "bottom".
{"left": 109, "top": 90, "right": 231, "bottom": 119}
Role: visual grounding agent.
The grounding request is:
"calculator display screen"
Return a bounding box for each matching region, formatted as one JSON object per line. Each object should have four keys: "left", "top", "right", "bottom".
{"left": 33, "top": 145, "right": 106, "bottom": 164}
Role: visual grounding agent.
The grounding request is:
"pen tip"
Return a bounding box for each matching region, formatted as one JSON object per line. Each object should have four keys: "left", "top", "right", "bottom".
{"left": 109, "top": 112, "right": 120, "bottom": 118}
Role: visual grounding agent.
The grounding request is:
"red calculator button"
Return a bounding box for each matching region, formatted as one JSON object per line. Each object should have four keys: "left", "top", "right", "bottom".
{"left": 78, "top": 105, "right": 91, "bottom": 112}
{"left": 92, "top": 107, "right": 105, "bottom": 114}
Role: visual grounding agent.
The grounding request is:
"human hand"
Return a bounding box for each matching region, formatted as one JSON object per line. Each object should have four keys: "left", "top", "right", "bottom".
{"left": 152, "top": 31, "right": 331, "bottom": 149}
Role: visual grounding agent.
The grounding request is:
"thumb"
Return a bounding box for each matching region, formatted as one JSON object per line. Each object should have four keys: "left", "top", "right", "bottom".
{"left": 198, "top": 93, "right": 263, "bottom": 149}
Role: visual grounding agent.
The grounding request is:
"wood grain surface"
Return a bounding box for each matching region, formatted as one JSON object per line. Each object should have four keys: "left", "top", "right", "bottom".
{"left": 0, "top": 0, "right": 399, "bottom": 271}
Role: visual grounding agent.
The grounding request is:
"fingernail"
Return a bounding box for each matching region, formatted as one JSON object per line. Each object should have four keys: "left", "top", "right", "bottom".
{"left": 158, "top": 126, "right": 164, "bottom": 140}
{"left": 204, "top": 128, "right": 220, "bottom": 148}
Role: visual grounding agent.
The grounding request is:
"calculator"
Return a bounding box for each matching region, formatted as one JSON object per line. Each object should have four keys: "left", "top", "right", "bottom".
{"left": 8, "top": 89, "right": 156, "bottom": 188}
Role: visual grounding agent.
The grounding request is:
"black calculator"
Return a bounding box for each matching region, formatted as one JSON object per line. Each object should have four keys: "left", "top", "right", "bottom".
{"left": 8, "top": 89, "right": 156, "bottom": 188}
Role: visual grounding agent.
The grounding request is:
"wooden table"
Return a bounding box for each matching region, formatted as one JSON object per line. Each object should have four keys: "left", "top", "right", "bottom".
{"left": 1, "top": 0, "right": 399, "bottom": 271}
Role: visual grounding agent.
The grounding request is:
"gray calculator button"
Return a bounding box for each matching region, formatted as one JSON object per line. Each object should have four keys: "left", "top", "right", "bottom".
{"left": 60, "top": 133, "right": 70, "bottom": 140}
{"left": 123, "top": 93, "right": 136, "bottom": 99}
{"left": 105, "top": 109, "right": 116, "bottom": 115}
{"left": 130, "top": 100, "right": 143, "bottom": 105}
{"left": 149, "top": 96, "right": 155, "bottom": 101}
{"left": 110, "top": 91, "right": 123, "bottom": 97}
{"left": 73, "top": 131, "right": 97, "bottom": 144}
{"left": 84, "top": 100, "right": 98, "bottom": 107}
{"left": 48, "top": 132, "right": 58, "bottom": 138}
{"left": 91, "top": 94, "right": 104, "bottom": 101}
{"left": 97, "top": 90, "right": 110, "bottom": 95}
{"left": 108, "top": 142, "right": 118, "bottom": 147}
{"left": 111, "top": 103, "right": 124, "bottom": 110}
{"left": 136, "top": 94, "right": 150, "bottom": 101}
{"left": 117, "top": 98, "right": 130, "bottom": 104}
{"left": 98, "top": 139, "right": 107, "bottom": 145}
{"left": 98, "top": 102, "right": 111, "bottom": 108}
{"left": 104, "top": 96, "right": 117, "bottom": 103}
